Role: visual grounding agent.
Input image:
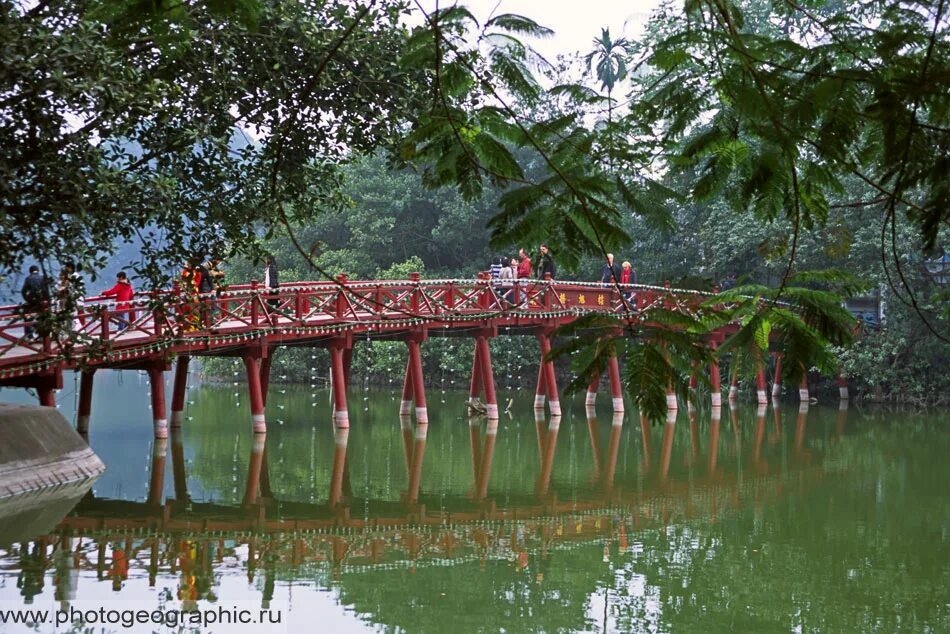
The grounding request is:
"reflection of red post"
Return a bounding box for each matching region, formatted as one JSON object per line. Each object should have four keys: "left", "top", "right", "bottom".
{"left": 604, "top": 412, "right": 623, "bottom": 492}
{"left": 406, "top": 423, "right": 428, "bottom": 504}
{"left": 148, "top": 367, "right": 168, "bottom": 438}
{"left": 708, "top": 407, "right": 721, "bottom": 476}
{"left": 608, "top": 355, "right": 624, "bottom": 413}
{"left": 586, "top": 407, "right": 602, "bottom": 479}
{"left": 78, "top": 369, "right": 95, "bottom": 434}
{"left": 752, "top": 404, "right": 766, "bottom": 466}
{"left": 536, "top": 416, "right": 561, "bottom": 496}
{"left": 170, "top": 356, "right": 189, "bottom": 428}
{"left": 469, "top": 418, "right": 482, "bottom": 488}
{"left": 243, "top": 434, "right": 265, "bottom": 506}
{"left": 534, "top": 409, "right": 546, "bottom": 466}
{"left": 475, "top": 420, "right": 497, "bottom": 500}
{"left": 835, "top": 399, "right": 848, "bottom": 439}
{"left": 329, "top": 427, "right": 349, "bottom": 506}
{"left": 147, "top": 438, "right": 167, "bottom": 506}
{"left": 243, "top": 356, "right": 267, "bottom": 433}
{"left": 771, "top": 353, "right": 783, "bottom": 399}
{"left": 639, "top": 415, "right": 652, "bottom": 472}
{"left": 659, "top": 420, "right": 675, "bottom": 484}
{"left": 329, "top": 343, "right": 349, "bottom": 428}
{"left": 794, "top": 403, "right": 807, "bottom": 455}
{"left": 401, "top": 415, "right": 415, "bottom": 477}
{"left": 688, "top": 409, "right": 700, "bottom": 463}
{"left": 171, "top": 429, "right": 188, "bottom": 502}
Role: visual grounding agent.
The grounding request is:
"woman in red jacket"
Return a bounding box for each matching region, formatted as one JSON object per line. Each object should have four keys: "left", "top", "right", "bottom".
{"left": 101, "top": 271, "right": 135, "bottom": 330}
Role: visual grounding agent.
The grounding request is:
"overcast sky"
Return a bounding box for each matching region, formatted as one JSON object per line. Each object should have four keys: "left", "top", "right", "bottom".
{"left": 415, "top": 0, "right": 662, "bottom": 60}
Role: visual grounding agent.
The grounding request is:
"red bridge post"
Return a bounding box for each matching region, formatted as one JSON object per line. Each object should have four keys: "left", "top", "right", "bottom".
{"left": 755, "top": 361, "right": 768, "bottom": 405}
{"left": 406, "top": 334, "right": 428, "bottom": 423}
{"left": 401, "top": 360, "right": 414, "bottom": 416}
{"left": 170, "top": 356, "right": 190, "bottom": 428}
{"left": 243, "top": 355, "right": 267, "bottom": 433}
{"left": 476, "top": 334, "right": 498, "bottom": 419}
{"left": 799, "top": 366, "right": 809, "bottom": 402}
{"left": 468, "top": 340, "right": 482, "bottom": 411}
{"left": 709, "top": 343, "right": 721, "bottom": 408}
{"left": 535, "top": 329, "right": 560, "bottom": 416}
{"left": 77, "top": 369, "right": 95, "bottom": 434}
{"left": 148, "top": 366, "right": 168, "bottom": 438}
{"left": 728, "top": 360, "right": 739, "bottom": 402}
{"left": 608, "top": 354, "right": 624, "bottom": 413}
{"left": 585, "top": 368, "right": 600, "bottom": 407}
{"left": 330, "top": 343, "right": 349, "bottom": 428}
{"left": 772, "top": 352, "right": 783, "bottom": 399}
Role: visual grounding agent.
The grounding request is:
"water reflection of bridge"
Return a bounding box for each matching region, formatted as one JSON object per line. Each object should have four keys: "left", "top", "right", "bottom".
{"left": 24, "top": 403, "right": 842, "bottom": 598}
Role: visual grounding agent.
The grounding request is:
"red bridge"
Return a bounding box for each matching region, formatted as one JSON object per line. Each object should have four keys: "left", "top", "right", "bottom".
{"left": 0, "top": 274, "right": 737, "bottom": 435}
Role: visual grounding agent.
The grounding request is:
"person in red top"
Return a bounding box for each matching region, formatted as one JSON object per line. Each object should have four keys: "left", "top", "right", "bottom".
{"left": 517, "top": 248, "right": 532, "bottom": 279}
{"left": 101, "top": 271, "right": 134, "bottom": 330}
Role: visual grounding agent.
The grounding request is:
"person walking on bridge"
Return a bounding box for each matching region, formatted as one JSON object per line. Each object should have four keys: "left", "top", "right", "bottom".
{"left": 537, "top": 244, "right": 556, "bottom": 280}
{"left": 20, "top": 265, "right": 47, "bottom": 340}
{"left": 517, "top": 248, "right": 532, "bottom": 279}
{"left": 101, "top": 271, "right": 135, "bottom": 330}
{"left": 264, "top": 255, "right": 279, "bottom": 310}
{"left": 600, "top": 253, "right": 621, "bottom": 284}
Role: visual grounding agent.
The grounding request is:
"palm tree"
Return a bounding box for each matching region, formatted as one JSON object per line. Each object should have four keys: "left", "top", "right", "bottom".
{"left": 584, "top": 28, "right": 630, "bottom": 169}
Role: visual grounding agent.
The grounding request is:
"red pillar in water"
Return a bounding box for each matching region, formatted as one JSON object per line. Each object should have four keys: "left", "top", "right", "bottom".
{"left": 536, "top": 332, "right": 560, "bottom": 416}
{"left": 709, "top": 343, "right": 722, "bottom": 408}
{"left": 401, "top": 359, "right": 414, "bottom": 416}
{"left": 170, "top": 356, "right": 189, "bottom": 428}
{"left": 77, "top": 369, "right": 95, "bottom": 434}
{"left": 329, "top": 344, "right": 349, "bottom": 428}
{"left": 607, "top": 355, "right": 624, "bottom": 413}
{"left": 476, "top": 335, "right": 498, "bottom": 419}
{"left": 771, "top": 353, "right": 783, "bottom": 399}
{"left": 243, "top": 356, "right": 267, "bottom": 433}
{"left": 469, "top": 341, "right": 483, "bottom": 408}
{"left": 407, "top": 337, "right": 428, "bottom": 423}
{"left": 755, "top": 359, "right": 768, "bottom": 405}
{"left": 585, "top": 368, "right": 600, "bottom": 407}
{"left": 148, "top": 367, "right": 168, "bottom": 438}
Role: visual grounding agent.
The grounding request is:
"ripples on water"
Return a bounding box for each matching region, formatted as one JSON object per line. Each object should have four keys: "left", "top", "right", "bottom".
{"left": 0, "top": 371, "right": 947, "bottom": 633}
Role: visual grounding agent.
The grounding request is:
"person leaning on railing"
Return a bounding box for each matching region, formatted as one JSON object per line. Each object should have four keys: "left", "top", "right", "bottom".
{"left": 101, "top": 271, "right": 135, "bottom": 330}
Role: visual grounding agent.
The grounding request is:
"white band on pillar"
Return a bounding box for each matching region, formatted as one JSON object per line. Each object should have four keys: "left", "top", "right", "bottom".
{"left": 772, "top": 384, "right": 781, "bottom": 397}
{"left": 756, "top": 404, "right": 767, "bottom": 417}
{"left": 400, "top": 400, "right": 412, "bottom": 415}
{"left": 153, "top": 418, "right": 168, "bottom": 438}
{"left": 153, "top": 439, "right": 167, "bottom": 458}
{"left": 711, "top": 405, "right": 721, "bottom": 421}
{"left": 486, "top": 420, "right": 498, "bottom": 435}
{"left": 548, "top": 400, "right": 561, "bottom": 416}
{"left": 252, "top": 435, "right": 266, "bottom": 452}
{"left": 799, "top": 402, "right": 809, "bottom": 414}
{"left": 711, "top": 392, "right": 721, "bottom": 407}
{"left": 585, "top": 391, "right": 597, "bottom": 405}
{"left": 333, "top": 410, "right": 349, "bottom": 428}
{"left": 252, "top": 413, "right": 267, "bottom": 433}
{"left": 665, "top": 410, "right": 677, "bottom": 424}
{"left": 612, "top": 397, "right": 624, "bottom": 412}
{"left": 485, "top": 403, "right": 499, "bottom": 419}
{"left": 585, "top": 405, "right": 597, "bottom": 419}
{"left": 548, "top": 416, "right": 561, "bottom": 430}
{"left": 757, "top": 389, "right": 768, "bottom": 404}
{"left": 611, "top": 412, "right": 623, "bottom": 427}
{"left": 839, "top": 387, "right": 849, "bottom": 399}
{"left": 534, "top": 395, "right": 546, "bottom": 408}
{"left": 666, "top": 393, "right": 678, "bottom": 410}
{"left": 415, "top": 425, "right": 428, "bottom": 440}
{"left": 415, "top": 406, "right": 428, "bottom": 423}
{"left": 170, "top": 410, "right": 184, "bottom": 427}
{"left": 799, "top": 389, "right": 809, "bottom": 401}
{"left": 534, "top": 409, "right": 545, "bottom": 423}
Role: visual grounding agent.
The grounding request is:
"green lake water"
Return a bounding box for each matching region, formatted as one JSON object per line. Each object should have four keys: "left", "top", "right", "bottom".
{"left": 0, "top": 370, "right": 947, "bottom": 632}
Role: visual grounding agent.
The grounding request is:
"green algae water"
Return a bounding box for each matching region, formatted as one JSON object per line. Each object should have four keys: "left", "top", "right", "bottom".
{"left": 0, "top": 370, "right": 947, "bottom": 632}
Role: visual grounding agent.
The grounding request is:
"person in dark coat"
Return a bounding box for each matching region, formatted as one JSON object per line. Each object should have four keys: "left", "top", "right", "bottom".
{"left": 263, "top": 255, "right": 279, "bottom": 309}
{"left": 20, "top": 265, "right": 46, "bottom": 339}
{"left": 537, "top": 244, "right": 556, "bottom": 279}
{"left": 600, "top": 253, "right": 621, "bottom": 283}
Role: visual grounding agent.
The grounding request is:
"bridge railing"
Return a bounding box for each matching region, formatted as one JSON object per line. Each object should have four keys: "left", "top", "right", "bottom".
{"left": 0, "top": 277, "right": 711, "bottom": 365}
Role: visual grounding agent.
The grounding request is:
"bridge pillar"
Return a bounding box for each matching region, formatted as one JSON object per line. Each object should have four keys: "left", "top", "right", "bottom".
{"left": 409, "top": 338, "right": 428, "bottom": 423}
{"left": 468, "top": 340, "right": 483, "bottom": 410}
{"left": 260, "top": 353, "right": 273, "bottom": 407}
{"left": 536, "top": 332, "right": 560, "bottom": 416}
{"left": 771, "top": 353, "right": 783, "bottom": 399}
{"left": 534, "top": 362, "right": 546, "bottom": 409}
{"left": 728, "top": 362, "right": 739, "bottom": 401}
{"left": 77, "top": 369, "right": 95, "bottom": 434}
{"left": 476, "top": 336, "right": 498, "bottom": 419}
{"left": 148, "top": 367, "right": 168, "bottom": 438}
{"left": 799, "top": 370, "right": 809, "bottom": 402}
{"left": 170, "top": 356, "right": 189, "bottom": 428}
{"left": 755, "top": 364, "right": 768, "bottom": 405}
{"left": 401, "top": 361, "right": 414, "bottom": 416}
{"left": 608, "top": 355, "right": 624, "bottom": 413}
{"left": 837, "top": 373, "right": 849, "bottom": 400}
{"left": 329, "top": 344, "right": 349, "bottom": 428}
{"left": 585, "top": 368, "right": 599, "bottom": 406}
{"left": 710, "top": 349, "right": 721, "bottom": 408}
{"left": 242, "top": 356, "right": 267, "bottom": 433}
